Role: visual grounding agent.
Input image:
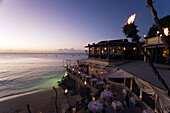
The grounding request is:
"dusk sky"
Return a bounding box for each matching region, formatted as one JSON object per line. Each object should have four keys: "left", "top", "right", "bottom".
{"left": 0, "top": 0, "right": 170, "bottom": 53}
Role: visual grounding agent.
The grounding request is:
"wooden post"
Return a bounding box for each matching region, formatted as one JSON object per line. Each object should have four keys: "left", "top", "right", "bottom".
{"left": 124, "top": 78, "right": 126, "bottom": 85}
{"left": 100, "top": 46, "right": 102, "bottom": 59}
{"left": 139, "top": 88, "right": 142, "bottom": 99}
{"left": 107, "top": 44, "right": 110, "bottom": 61}
{"left": 53, "top": 87, "right": 58, "bottom": 113}
{"left": 27, "top": 104, "right": 32, "bottom": 113}
{"left": 155, "top": 94, "right": 158, "bottom": 112}
{"left": 130, "top": 78, "right": 133, "bottom": 90}
{"left": 94, "top": 47, "right": 96, "bottom": 58}
{"left": 121, "top": 45, "right": 124, "bottom": 60}
{"left": 155, "top": 46, "right": 158, "bottom": 62}
{"left": 144, "top": 47, "right": 147, "bottom": 62}
{"left": 89, "top": 47, "right": 90, "bottom": 58}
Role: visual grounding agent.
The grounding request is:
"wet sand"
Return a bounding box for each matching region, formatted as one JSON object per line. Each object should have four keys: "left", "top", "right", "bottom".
{"left": 0, "top": 87, "right": 82, "bottom": 113}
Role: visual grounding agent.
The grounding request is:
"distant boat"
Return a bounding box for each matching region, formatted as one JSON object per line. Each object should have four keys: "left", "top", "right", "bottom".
{"left": 72, "top": 54, "right": 74, "bottom": 57}
{"left": 55, "top": 54, "right": 58, "bottom": 57}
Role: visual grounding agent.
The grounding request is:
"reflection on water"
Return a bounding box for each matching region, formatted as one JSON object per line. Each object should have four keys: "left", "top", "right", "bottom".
{"left": 0, "top": 53, "right": 87, "bottom": 99}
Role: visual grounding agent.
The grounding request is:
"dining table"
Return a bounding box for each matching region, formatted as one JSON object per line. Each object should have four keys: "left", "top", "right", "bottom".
{"left": 88, "top": 101, "right": 103, "bottom": 113}
{"left": 101, "top": 91, "right": 113, "bottom": 101}
{"left": 130, "top": 97, "right": 142, "bottom": 106}
{"left": 142, "top": 109, "right": 155, "bottom": 113}
{"left": 112, "top": 101, "right": 124, "bottom": 112}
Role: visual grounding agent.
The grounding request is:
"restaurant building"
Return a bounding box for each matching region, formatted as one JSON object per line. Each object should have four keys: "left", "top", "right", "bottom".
{"left": 86, "top": 39, "right": 141, "bottom": 61}
{"left": 143, "top": 36, "right": 169, "bottom": 63}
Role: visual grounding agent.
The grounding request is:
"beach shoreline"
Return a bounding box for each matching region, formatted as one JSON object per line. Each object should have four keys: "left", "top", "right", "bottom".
{"left": 0, "top": 88, "right": 57, "bottom": 113}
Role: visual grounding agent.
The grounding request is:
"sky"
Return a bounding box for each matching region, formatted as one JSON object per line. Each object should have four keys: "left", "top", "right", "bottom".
{"left": 0, "top": 0, "right": 170, "bottom": 53}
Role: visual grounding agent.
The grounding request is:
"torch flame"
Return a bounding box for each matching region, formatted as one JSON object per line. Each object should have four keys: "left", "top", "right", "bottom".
{"left": 164, "top": 28, "right": 169, "bottom": 36}
{"left": 84, "top": 81, "right": 87, "bottom": 86}
{"left": 127, "top": 14, "right": 136, "bottom": 24}
{"left": 65, "top": 89, "right": 68, "bottom": 93}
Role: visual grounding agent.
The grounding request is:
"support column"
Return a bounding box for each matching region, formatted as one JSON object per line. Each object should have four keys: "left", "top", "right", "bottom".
{"left": 155, "top": 46, "right": 158, "bottom": 62}
{"left": 130, "top": 78, "right": 133, "bottom": 90}
{"left": 93, "top": 47, "right": 96, "bottom": 58}
{"left": 155, "top": 94, "right": 158, "bottom": 112}
{"left": 99, "top": 46, "right": 102, "bottom": 59}
{"left": 139, "top": 88, "right": 142, "bottom": 99}
{"left": 107, "top": 45, "right": 110, "bottom": 61}
{"left": 89, "top": 47, "right": 90, "bottom": 58}
{"left": 124, "top": 78, "right": 126, "bottom": 85}
{"left": 144, "top": 47, "right": 147, "bottom": 62}
{"left": 121, "top": 45, "right": 124, "bottom": 60}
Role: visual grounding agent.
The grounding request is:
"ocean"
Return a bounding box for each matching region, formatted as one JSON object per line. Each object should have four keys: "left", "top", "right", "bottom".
{"left": 0, "top": 53, "right": 87, "bottom": 101}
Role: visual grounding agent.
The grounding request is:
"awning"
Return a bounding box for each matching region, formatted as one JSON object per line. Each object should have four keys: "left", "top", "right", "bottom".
{"left": 99, "top": 70, "right": 132, "bottom": 78}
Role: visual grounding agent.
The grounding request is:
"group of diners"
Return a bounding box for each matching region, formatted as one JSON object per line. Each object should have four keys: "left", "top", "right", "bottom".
{"left": 67, "top": 66, "right": 154, "bottom": 113}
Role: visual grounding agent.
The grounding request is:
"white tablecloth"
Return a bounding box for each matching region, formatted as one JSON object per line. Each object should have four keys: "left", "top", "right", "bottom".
{"left": 86, "top": 76, "right": 92, "bottom": 78}
{"left": 130, "top": 97, "right": 141, "bottom": 106}
{"left": 90, "top": 78, "right": 98, "bottom": 82}
{"left": 81, "top": 74, "right": 87, "bottom": 78}
{"left": 122, "top": 89, "right": 127, "bottom": 98}
{"left": 142, "top": 109, "right": 155, "bottom": 113}
{"left": 88, "top": 101, "right": 103, "bottom": 113}
{"left": 101, "top": 91, "right": 113, "bottom": 100}
{"left": 97, "top": 81, "right": 105, "bottom": 85}
{"left": 112, "top": 101, "right": 124, "bottom": 112}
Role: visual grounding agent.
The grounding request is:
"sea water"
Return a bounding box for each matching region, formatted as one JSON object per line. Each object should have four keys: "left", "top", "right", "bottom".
{"left": 0, "top": 53, "right": 87, "bottom": 101}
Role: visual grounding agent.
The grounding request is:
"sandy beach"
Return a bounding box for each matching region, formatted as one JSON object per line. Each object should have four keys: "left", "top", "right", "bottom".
{"left": 0, "top": 87, "right": 82, "bottom": 113}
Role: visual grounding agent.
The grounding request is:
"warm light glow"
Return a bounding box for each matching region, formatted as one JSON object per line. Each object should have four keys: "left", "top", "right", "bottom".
{"left": 101, "top": 71, "right": 103, "bottom": 74}
{"left": 160, "top": 34, "right": 162, "bottom": 37}
{"left": 93, "top": 97, "right": 95, "bottom": 101}
{"left": 127, "top": 14, "right": 136, "bottom": 24}
{"left": 78, "top": 71, "right": 81, "bottom": 74}
{"left": 72, "top": 68, "right": 74, "bottom": 71}
{"left": 164, "top": 28, "right": 169, "bottom": 36}
{"left": 157, "top": 31, "right": 159, "bottom": 34}
{"left": 84, "top": 81, "right": 87, "bottom": 86}
{"left": 104, "top": 47, "right": 107, "bottom": 50}
{"left": 102, "top": 50, "right": 104, "bottom": 53}
{"left": 133, "top": 47, "right": 136, "bottom": 50}
{"left": 96, "top": 48, "right": 99, "bottom": 50}
{"left": 73, "top": 107, "right": 76, "bottom": 112}
{"left": 144, "top": 35, "right": 147, "bottom": 38}
{"left": 163, "top": 49, "right": 167, "bottom": 57}
{"left": 118, "top": 46, "right": 121, "bottom": 50}
{"left": 91, "top": 68, "right": 93, "bottom": 71}
{"left": 65, "top": 89, "right": 68, "bottom": 94}
{"left": 139, "top": 96, "right": 142, "bottom": 99}
{"left": 123, "top": 47, "right": 126, "bottom": 50}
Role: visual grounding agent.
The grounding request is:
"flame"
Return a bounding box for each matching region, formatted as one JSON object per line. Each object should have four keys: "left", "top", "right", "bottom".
{"left": 84, "top": 81, "right": 87, "bottom": 85}
{"left": 78, "top": 71, "right": 80, "bottom": 74}
{"left": 127, "top": 14, "right": 136, "bottom": 24}
{"left": 65, "top": 89, "right": 68, "bottom": 93}
{"left": 164, "top": 28, "right": 169, "bottom": 36}
{"left": 93, "top": 97, "right": 95, "bottom": 101}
